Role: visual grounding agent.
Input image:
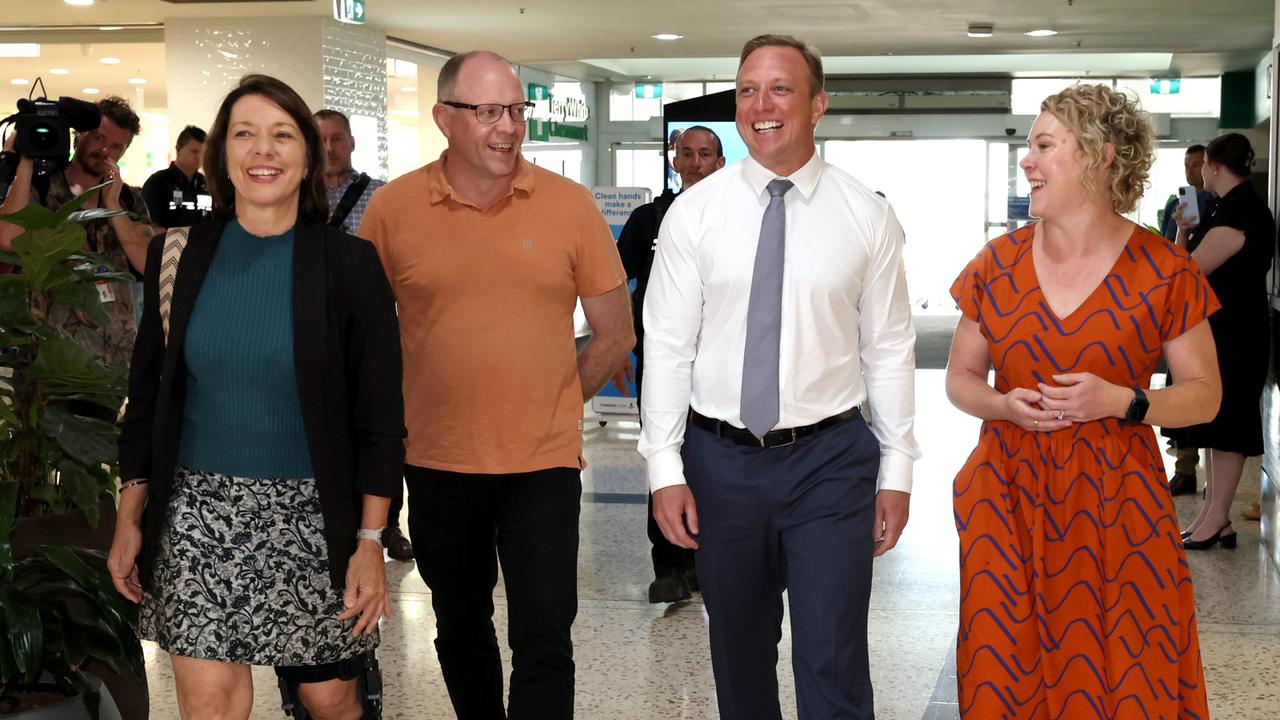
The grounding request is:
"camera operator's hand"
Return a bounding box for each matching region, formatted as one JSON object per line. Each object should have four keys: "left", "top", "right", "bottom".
{"left": 3, "top": 130, "right": 14, "bottom": 153}
{"left": 100, "top": 158, "right": 124, "bottom": 211}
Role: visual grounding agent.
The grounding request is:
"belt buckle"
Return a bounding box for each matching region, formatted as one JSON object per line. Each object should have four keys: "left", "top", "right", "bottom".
{"left": 762, "top": 428, "right": 797, "bottom": 448}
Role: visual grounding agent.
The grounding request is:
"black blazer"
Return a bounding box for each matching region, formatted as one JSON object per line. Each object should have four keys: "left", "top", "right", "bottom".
{"left": 118, "top": 217, "right": 406, "bottom": 590}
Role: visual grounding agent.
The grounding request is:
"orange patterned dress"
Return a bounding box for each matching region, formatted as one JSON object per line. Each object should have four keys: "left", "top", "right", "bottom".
{"left": 949, "top": 224, "right": 1216, "bottom": 719}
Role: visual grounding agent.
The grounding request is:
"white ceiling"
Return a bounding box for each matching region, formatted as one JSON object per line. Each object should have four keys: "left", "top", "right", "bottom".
{"left": 0, "top": 0, "right": 1273, "bottom": 92}
{"left": 0, "top": 42, "right": 166, "bottom": 120}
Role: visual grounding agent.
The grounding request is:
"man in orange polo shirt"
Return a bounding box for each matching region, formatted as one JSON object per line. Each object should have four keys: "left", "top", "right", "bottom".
{"left": 359, "top": 50, "right": 633, "bottom": 719}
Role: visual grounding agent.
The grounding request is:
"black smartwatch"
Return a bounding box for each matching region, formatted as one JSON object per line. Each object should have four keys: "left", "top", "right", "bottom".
{"left": 1122, "top": 387, "right": 1149, "bottom": 425}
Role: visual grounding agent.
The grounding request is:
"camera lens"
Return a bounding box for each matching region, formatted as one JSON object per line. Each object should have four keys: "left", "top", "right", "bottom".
{"left": 27, "top": 122, "right": 59, "bottom": 152}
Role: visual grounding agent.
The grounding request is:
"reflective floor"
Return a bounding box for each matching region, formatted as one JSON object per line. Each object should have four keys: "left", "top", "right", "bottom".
{"left": 141, "top": 369, "right": 1280, "bottom": 719}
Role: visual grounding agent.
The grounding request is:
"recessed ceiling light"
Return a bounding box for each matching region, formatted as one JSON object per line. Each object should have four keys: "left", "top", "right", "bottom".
{"left": 1025, "top": 29, "right": 1058, "bottom": 37}
{"left": 0, "top": 43, "right": 40, "bottom": 58}
{"left": 82, "top": 87, "right": 100, "bottom": 95}
{"left": 401, "top": 86, "right": 416, "bottom": 93}
{"left": 64, "top": 0, "right": 95, "bottom": 5}
{"left": 652, "top": 33, "right": 683, "bottom": 41}
{"left": 128, "top": 77, "right": 146, "bottom": 85}
{"left": 99, "top": 26, "right": 123, "bottom": 32}
{"left": 11, "top": 78, "right": 30, "bottom": 86}
{"left": 99, "top": 57, "right": 121, "bottom": 65}
{"left": 967, "top": 23, "right": 994, "bottom": 38}
{"left": 50, "top": 68, "right": 70, "bottom": 75}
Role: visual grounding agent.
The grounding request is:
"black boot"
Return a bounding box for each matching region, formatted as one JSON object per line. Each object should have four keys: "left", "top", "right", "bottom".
{"left": 1168, "top": 472, "right": 1197, "bottom": 496}
{"left": 648, "top": 573, "right": 692, "bottom": 603}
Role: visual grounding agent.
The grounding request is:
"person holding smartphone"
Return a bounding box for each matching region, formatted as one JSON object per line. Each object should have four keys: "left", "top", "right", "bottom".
{"left": 1159, "top": 144, "right": 1214, "bottom": 497}
{"left": 1172, "top": 132, "right": 1276, "bottom": 548}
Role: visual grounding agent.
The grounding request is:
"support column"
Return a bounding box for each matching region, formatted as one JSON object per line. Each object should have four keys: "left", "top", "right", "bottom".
{"left": 164, "top": 16, "right": 387, "bottom": 178}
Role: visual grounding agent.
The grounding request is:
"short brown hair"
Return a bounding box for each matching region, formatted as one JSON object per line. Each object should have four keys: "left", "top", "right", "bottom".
{"left": 739, "top": 35, "right": 824, "bottom": 95}
{"left": 1040, "top": 84, "right": 1154, "bottom": 214}
{"left": 437, "top": 50, "right": 515, "bottom": 101}
{"left": 314, "top": 108, "right": 351, "bottom": 134}
{"left": 175, "top": 125, "right": 205, "bottom": 149}
{"left": 203, "top": 74, "right": 328, "bottom": 224}
{"left": 97, "top": 95, "right": 141, "bottom": 136}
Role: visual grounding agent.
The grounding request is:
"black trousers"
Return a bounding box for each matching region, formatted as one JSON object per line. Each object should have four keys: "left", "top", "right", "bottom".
{"left": 387, "top": 479, "right": 404, "bottom": 528}
{"left": 405, "top": 464, "right": 581, "bottom": 720}
{"left": 634, "top": 346, "right": 695, "bottom": 579}
{"left": 683, "top": 414, "right": 880, "bottom": 720}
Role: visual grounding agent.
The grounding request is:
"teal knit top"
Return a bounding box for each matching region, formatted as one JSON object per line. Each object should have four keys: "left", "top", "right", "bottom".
{"left": 176, "top": 220, "right": 315, "bottom": 479}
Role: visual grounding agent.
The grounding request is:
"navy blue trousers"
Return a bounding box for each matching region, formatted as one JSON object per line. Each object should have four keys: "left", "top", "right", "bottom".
{"left": 683, "top": 414, "right": 880, "bottom": 720}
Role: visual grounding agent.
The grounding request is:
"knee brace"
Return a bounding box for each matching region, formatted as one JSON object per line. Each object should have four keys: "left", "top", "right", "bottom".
{"left": 276, "top": 651, "right": 382, "bottom": 719}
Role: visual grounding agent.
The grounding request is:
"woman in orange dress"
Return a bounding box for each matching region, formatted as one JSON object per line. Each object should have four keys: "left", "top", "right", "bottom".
{"left": 946, "top": 84, "right": 1221, "bottom": 718}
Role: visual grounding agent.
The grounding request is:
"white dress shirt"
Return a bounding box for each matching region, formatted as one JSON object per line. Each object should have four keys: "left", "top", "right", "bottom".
{"left": 638, "top": 152, "right": 920, "bottom": 494}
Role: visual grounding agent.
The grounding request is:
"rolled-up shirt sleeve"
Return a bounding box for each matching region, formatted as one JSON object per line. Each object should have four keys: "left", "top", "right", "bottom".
{"left": 857, "top": 205, "right": 921, "bottom": 492}
{"left": 637, "top": 200, "right": 702, "bottom": 493}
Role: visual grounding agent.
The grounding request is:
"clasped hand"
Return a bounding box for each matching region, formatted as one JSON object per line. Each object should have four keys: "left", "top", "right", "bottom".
{"left": 1005, "top": 372, "right": 1124, "bottom": 432}
{"left": 338, "top": 541, "right": 392, "bottom": 636}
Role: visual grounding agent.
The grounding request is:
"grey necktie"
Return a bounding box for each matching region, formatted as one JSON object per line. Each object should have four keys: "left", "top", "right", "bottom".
{"left": 741, "top": 178, "right": 793, "bottom": 439}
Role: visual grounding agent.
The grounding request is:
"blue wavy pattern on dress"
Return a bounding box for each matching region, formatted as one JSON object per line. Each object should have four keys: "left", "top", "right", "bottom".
{"left": 949, "top": 225, "right": 1215, "bottom": 719}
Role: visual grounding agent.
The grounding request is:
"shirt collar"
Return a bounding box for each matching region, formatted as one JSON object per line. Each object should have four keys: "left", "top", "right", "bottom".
{"left": 426, "top": 150, "right": 536, "bottom": 207}
{"left": 741, "top": 151, "right": 824, "bottom": 201}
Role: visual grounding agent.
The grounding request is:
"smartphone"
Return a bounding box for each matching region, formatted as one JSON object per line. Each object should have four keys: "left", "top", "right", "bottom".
{"left": 1177, "top": 185, "right": 1200, "bottom": 226}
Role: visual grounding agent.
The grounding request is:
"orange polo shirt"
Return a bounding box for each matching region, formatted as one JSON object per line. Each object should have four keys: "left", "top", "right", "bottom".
{"left": 359, "top": 153, "right": 626, "bottom": 474}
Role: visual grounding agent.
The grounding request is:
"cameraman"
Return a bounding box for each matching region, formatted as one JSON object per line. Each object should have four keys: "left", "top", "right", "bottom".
{"left": 0, "top": 95, "right": 154, "bottom": 371}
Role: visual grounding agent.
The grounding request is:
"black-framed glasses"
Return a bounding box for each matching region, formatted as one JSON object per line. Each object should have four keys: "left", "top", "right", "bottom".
{"left": 442, "top": 100, "right": 535, "bottom": 124}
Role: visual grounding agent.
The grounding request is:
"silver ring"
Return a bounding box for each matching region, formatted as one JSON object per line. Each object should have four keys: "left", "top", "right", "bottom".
{"left": 1057, "top": 410, "right": 1066, "bottom": 420}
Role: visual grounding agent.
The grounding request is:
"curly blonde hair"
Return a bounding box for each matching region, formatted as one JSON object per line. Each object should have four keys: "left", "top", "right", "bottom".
{"left": 1040, "top": 84, "right": 1154, "bottom": 214}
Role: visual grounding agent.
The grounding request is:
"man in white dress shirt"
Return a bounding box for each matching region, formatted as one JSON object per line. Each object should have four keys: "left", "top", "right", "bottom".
{"left": 639, "top": 34, "right": 919, "bottom": 719}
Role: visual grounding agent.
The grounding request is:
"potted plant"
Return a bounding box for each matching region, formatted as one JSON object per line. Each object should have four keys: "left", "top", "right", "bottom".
{"left": 0, "top": 184, "right": 144, "bottom": 719}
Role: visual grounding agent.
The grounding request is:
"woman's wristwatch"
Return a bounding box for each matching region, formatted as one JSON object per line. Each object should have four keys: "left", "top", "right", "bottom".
{"left": 1122, "top": 387, "right": 1150, "bottom": 425}
{"left": 356, "top": 528, "right": 385, "bottom": 548}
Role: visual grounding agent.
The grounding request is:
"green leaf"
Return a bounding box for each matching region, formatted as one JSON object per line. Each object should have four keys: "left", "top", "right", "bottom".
{"left": 50, "top": 281, "right": 111, "bottom": 327}
{"left": 52, "top": 182, "right": 108, "bottom": 224}
{"left": 27, "top": 483, "right": 63, "bottom": 509}
{"left": 0, "top": 479, "right": 17, "bottom": 571}
{"left": 35, "top": 545, "right": 98, "bottom": 590}
{"left": 0, "top": 274, "right": 40, "bottom": 337}
{"left": 0, "top": 587, "right": 43, "bottom": 682}
{"left": 41, "top": 406, "right": 118, "bottom": 466}
{"left": 55, "top": 462, "right": 101, "bottom": 528}
{"left": 10, "top": 225, "right": 89, "bottom": 293}
{"left": 0, "top": 618, "right": 16, "bottom": 682}
{"left": 28, "top": 335, "right": 125, "bottom": 407}
{"left": 0, "top": 203, "right": 59, "bottom": 231}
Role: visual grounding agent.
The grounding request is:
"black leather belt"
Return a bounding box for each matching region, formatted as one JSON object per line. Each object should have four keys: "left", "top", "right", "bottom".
{"left": 689, "top": 407, "right": 860, "bottom": 449}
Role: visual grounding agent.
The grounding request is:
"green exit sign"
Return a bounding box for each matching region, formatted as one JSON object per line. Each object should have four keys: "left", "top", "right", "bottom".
{"left": 635, "top": 83, "right": 663, "bottom": 99}
{"left": 334, "top": 0, "right": 366, "bottom": 25}
{"left": 1150, "top": 78, "right": 1181, "bottom": 95}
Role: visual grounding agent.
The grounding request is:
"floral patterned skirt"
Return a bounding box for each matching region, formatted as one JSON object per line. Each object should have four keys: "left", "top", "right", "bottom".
{"left": 139, "top": 467, "right": 377, "bottom": 666}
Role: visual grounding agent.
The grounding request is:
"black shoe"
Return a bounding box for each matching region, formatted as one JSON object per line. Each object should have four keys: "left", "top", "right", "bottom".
{"left": 382, "top": 527, "right": 415, "bottom": 561}
{"left": 648, "top": 575, "right": 692, "bottom": 603}
{"left": 1168, "top": 472, "right": 1197, "bottom": 496}
{"left": 684, "top": 568, "right": 699, "bottom": 593}
{"left": 1183, "top": 523, "right": 1237, "bottom": 550}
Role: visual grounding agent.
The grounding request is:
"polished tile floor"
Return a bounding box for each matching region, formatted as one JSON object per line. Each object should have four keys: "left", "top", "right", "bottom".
{"left": 141, "top": 369, "right": 1280, "bottom": 719}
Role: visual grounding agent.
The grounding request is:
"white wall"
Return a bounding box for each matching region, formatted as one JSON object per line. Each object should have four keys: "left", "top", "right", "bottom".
{"left": 165, "top": 17, "right": 326, "bottom": 141}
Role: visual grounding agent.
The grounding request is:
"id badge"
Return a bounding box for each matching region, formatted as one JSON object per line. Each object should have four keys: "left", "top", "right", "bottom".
{"left": 94, "top": 264, "right": 115, "bottom": 303}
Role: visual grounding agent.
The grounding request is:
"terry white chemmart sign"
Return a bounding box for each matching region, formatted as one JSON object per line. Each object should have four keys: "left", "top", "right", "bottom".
{"left": 527, "top": 82, "right": 589, "bottom": 142}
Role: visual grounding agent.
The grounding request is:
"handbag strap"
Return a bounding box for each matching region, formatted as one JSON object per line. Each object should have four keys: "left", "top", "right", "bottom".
{"left": 159, "top": 226, "right": 190, "bottom": 344}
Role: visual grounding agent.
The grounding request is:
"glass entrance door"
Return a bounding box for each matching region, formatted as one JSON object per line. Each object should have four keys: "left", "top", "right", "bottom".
{"left": 824, "top": 139, "right": 990, "bottom": 314}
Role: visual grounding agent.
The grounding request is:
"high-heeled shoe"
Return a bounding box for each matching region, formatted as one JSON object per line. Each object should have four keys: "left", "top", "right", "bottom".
{"left": 1183, "top": 522, "right": 1236, "bottom": 550}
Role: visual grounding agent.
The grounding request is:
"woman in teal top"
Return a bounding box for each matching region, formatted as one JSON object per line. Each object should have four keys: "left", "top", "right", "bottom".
{"left": 110, "top": 75, "right": 405, "bottom": 719}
